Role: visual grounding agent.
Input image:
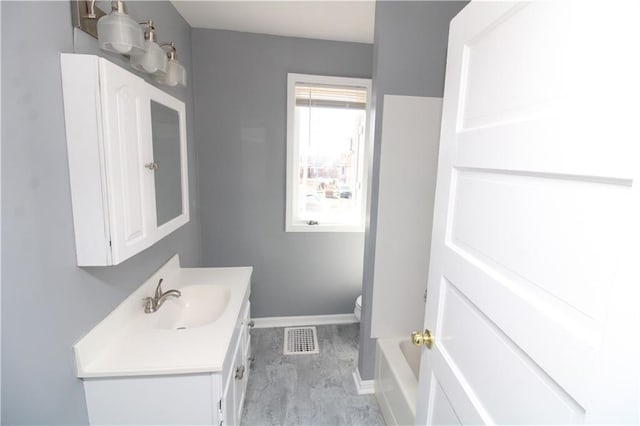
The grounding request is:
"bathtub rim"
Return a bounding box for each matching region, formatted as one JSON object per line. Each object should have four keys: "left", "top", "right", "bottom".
{"left": 376, "top": 336, "right": 420, "bottom": 422}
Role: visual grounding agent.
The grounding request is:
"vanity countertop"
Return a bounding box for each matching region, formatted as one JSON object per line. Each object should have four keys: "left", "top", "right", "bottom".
{"left": 73, "top": 255, "right": 252, "bottom": 378}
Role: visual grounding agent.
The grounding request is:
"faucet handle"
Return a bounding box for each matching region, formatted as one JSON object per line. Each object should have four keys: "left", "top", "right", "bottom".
{"left": 143, "top": 297, "right": 155, "bottom": 313}
{"left": 154, "top": 278, "right": 164, "bottom": 299}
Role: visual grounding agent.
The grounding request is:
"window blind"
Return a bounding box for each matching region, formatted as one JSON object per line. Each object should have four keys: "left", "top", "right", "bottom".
{"left": 295, "top": 84, "right": 367, "bottom": 110}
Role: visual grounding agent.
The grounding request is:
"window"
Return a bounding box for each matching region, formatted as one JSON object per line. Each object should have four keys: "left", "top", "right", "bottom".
{"left": 286, "top": 73, "right": 371, "bottom": 232}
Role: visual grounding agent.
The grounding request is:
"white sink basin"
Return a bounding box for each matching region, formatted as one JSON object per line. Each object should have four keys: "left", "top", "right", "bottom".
{"left": 154, "top": 284, "right": 230, "bottom": 330}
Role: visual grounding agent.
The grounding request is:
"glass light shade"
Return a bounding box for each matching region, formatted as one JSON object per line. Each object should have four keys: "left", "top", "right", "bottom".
{"left": 130, "top": 40, "right": 168, "bottom": 74}
{"left": 155, "top": 59, "right": 187, "bottom": 87}
{"left": 97, "top": 11, "right": 145, "bottom": 55}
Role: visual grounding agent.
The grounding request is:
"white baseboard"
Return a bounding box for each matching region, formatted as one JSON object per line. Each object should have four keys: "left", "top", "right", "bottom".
{"left": 252, "top": 313, "right": 358, "bottom": 329}
{"left": 352, "top": 368, "right": 375, "bottom": 395}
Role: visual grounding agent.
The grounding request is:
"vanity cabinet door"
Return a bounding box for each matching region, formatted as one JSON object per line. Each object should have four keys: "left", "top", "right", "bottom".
{"left": 240, "top": 301, "right": 252, "bottom": 397}
{"left": 222, "top": 376, "right": 235, "bottom": 426}
{"left": 234, "top": 302, "right": 251, "bottom": 423}
{"left": 220, "top": 302, "right": 251, "bottom": 426}
{"left": 222, "top": 339, "right": 243, "bottom": 426}
{"left": 233, "top": 339, "right": 248, "bottom": 423}
{"left": 241, "top": 302, "right": 252, "bottom": 360}
{"left": 98, "top": 59, "right": 156, "bottom": 264}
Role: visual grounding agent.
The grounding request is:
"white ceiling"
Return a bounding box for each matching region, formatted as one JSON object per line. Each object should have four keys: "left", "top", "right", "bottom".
{"left": 171, "top": 1, "right": 376, "bottom": 44}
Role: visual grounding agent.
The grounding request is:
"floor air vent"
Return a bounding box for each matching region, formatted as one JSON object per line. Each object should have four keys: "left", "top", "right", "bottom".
{"left": 284, "top": 326, "right": 319, "bottom": 355}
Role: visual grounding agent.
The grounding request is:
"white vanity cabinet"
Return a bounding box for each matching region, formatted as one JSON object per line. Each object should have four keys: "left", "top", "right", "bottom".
{"left": 60, "top": 54, "right": 189, "bottom": 266}
{"left": 81, "top": 294, "right": 253, "bottom": 426}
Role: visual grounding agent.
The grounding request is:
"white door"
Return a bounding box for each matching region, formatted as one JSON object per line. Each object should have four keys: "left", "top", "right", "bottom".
{"left": 416, "top": 2, "right": 640, "bottom": 424}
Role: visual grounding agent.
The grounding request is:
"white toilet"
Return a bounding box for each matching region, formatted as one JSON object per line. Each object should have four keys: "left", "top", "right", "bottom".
{"left": 354, "top": 295, "right": 362, "bottom": 321}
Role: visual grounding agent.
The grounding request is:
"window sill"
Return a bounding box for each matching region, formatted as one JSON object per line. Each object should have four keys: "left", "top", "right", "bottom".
{"left": 286, "top": 223, "right": 365, "bottom": 233}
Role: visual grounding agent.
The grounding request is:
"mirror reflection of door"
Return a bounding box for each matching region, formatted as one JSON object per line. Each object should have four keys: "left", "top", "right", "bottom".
{"left": 150, "top": 100, "right": 183, "bottom": 226}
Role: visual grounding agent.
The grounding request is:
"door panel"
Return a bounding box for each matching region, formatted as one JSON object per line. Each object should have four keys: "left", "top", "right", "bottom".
{"left": 451, "top": 169, "right": 627, "bottom": 319}
{"left": 437, "top": 278, "right": 584, "bottom": 424}
{"left": 223, "top": 376, "right": 235, "bottom": 426}
{"left": 99, "top": 59, "right": 154, "bottom": 263}
{"left": 456, "top": 3, "right": 633, "bottom": 180}
{"left": 460, "top": 3, "right": 570, "bottom": 131}
{"left": 416, "top": 1, "right": 640, "bottom": 424}
{"left": 440, "top": 247, "right": 595, "bottom": 407}
{"left": 114, "top": 87, "right": 146, "bottom": 243}
{"left": 429, "top": 377, "right": 461, "bottom": 426}
{"left": 426, "top": 350, "right": 483, "bottom": 425}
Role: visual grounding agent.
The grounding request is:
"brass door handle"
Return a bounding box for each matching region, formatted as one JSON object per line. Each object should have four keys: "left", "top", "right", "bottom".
{"left": 411, "top": 329, "right": 434, "bottom": 349}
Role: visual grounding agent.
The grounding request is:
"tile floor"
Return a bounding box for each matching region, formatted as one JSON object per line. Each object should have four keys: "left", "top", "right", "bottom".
{"left": 241, "top": 324, "right": 385, "bottom": 426}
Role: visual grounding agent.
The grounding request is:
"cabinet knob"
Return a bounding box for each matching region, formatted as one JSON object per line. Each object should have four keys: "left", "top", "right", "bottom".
{"left": 144, "top": 162, "right": 159, "bottom": 170}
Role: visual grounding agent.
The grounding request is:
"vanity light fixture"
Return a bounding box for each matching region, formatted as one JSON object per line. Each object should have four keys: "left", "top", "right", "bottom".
{"left": 130, "top": 21, "right": 167, "bottom": 74}
{"left": 71, "top": 1, "right": 186, "bottom": 87}
{"left": 96, "top": 0, "right": 145, "bottom": 55}
{"left": 155, "top": 42, "right": 187, "bottom": 88}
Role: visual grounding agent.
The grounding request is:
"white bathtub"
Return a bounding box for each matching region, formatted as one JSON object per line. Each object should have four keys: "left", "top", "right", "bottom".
{"left": 375, "top": 337, "right": 421, "bottom": 425}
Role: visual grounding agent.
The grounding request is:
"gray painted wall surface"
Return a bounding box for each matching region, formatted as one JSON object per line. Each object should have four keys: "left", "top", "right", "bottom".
{"left": 358, "top": 1, "right": 468, "bottom": 380}
{"left": 1, "top": 2, "right": 200, "bottom": 424}
{"left": 192, "top": 29, "right": 373, "bottom": 318}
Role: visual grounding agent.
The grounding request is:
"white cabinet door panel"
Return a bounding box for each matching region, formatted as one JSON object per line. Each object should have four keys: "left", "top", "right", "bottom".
{"left": 99, "top": 59, "right": 154, "bottom": 264}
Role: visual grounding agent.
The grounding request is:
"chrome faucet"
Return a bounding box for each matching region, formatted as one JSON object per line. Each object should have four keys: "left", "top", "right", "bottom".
{"left": 143, "top": 278, "right": 181, "bottom": 313}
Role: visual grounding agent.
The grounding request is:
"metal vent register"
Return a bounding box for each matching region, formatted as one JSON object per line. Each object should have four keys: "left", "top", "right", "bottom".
{"left": 284, "top": 327, "right": 319, "bottom": 355}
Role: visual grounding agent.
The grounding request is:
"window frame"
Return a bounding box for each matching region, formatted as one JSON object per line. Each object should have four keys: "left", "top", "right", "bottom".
{"left": 285, "top": 73, "right": 372, "bottom": 233}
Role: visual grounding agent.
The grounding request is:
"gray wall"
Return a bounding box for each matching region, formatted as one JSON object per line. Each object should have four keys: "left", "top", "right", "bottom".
{"left": 1, "top": 1, "right": 200, "bottom": 424}
{"left": 192, "top": 30, "right": 373, "bottom": 318}
{"left": 358, "top": 1, "right": 468, "bottom": 380}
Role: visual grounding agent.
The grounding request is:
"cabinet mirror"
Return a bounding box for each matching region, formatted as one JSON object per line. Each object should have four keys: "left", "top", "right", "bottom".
{"left": 150, "top": 100, "right": 183, "bottom": 226}
{"left": 146, "top": 83, "right": 189, "bottom": 239}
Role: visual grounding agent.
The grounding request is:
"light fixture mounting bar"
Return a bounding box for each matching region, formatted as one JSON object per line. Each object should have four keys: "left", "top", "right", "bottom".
{"left": 71, "top": 0, "right": 107, "bottom": 39}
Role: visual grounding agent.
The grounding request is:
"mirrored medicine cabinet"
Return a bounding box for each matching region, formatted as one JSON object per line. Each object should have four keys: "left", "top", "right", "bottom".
{"left": 60, "top": 54, "right": 189, "bottom": 266}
